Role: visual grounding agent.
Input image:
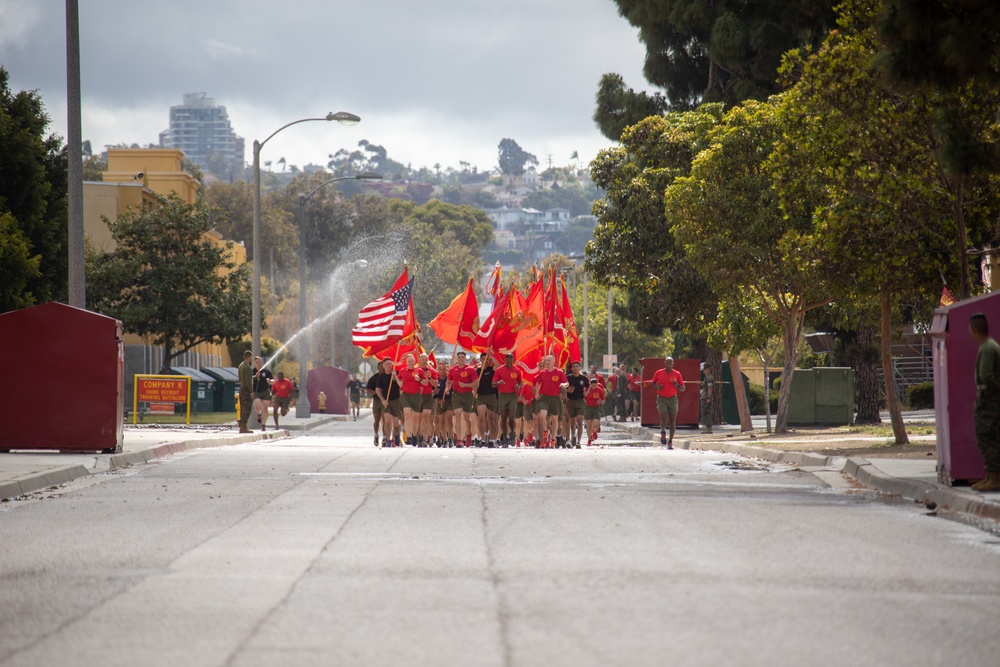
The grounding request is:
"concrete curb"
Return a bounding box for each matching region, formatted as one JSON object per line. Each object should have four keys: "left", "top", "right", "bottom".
{"left": 608, "top": 422, "right": 1000, "bottom": 524}
{"left": 0, "top": 429, "right": 291, "bottom": 502}
{"left": 0, "top": 465, "right": 91, "bottom": 502}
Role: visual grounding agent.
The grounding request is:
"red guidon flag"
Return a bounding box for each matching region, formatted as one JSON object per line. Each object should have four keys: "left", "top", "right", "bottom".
{"left": 429, "top": 278, "right": 478, "bottom": 346}
{"left": 940, "top": 285, "right": 956, "bottom": 307}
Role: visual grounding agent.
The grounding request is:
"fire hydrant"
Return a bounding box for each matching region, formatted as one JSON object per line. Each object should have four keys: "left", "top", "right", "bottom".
{"left": 317, "top": 391, "right": 327, "bottom": 413}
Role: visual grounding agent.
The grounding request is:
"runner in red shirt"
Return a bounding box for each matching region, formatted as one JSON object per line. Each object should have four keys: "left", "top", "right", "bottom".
{"left": 584, "top": 378, "right": 606, "bottom": 445}
{"left": 627, "top": 369, "right": 642, "bottom": 421}
{"left": 534, "top": 355, "right": 569, "bottom": 447}
{"left": 395, "top": 354, "right": 428, "bottom": 445}
{"left": 270, "top": 371, "right": 295, "bottom": 429}
{"left": 418, "top": 353, "right": 437, "bottom": 447}
{"left": 446, "top": 351, "right": 477, "bottom": 446}
{"left": 492, "top": 353, "right": 522, "bottom": 447}
{"left": 650, "top": 356, "right": 686, "bottom": 448}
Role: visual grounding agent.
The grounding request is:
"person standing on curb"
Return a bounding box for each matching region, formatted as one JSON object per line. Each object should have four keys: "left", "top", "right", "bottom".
{"left": 237, "top": 350, "right": 253, "bottom": 433}
{"left": 700, "top": 364, "right": 715, "bottom": 434}
{"left": 651, "top": 356, "right": 685, "bottom": 449}
{"left": 970, "top": 313, "right": 1000, "bottom": 492}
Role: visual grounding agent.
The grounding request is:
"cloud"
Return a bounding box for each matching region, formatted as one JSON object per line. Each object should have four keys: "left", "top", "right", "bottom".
{"left": 3, "top": 0, "right": 649, "bottom": 171}
{"left": 0, "top": 0, "right": 40, "bottom": 50}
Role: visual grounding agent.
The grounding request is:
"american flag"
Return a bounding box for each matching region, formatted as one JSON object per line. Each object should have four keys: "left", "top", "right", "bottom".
{"left": 352, "top": 279, "right": 414, "bottom": 346}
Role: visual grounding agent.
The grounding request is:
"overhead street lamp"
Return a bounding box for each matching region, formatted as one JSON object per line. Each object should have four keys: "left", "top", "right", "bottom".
{"left": 252, "top": 111, "right": 361, "bottom": 359}
{"left": 295, "top": 172, "right": 382, "bottom": 418}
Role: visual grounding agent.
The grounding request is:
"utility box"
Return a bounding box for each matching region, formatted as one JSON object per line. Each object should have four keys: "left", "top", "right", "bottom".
{"left": 639, "top": 357, "right": 700, "bottom": 428}
{"left": 202, "top": 367, "right": 239, "bottom": 412}
{"left": 786, "top": 368, "right": 855, "bottom": 426}
{"left": 0, "top": 302, "right": 124, "bottom": 452}
{"left": 168, "top": 367, "right": 216, "bottom": 414}
{"left": 930, "top": 292, "right": 1000, "bottom": 485}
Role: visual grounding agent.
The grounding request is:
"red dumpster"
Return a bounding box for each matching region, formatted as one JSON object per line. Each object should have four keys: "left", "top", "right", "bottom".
{"left": 0, "top": 302, "right": 124, "bottom": 452}
{"left": 640, "top": 357, "right": 700, "bottom": 428}
{"left": 930, "top": 291, "right": 1000, "bottom": 485}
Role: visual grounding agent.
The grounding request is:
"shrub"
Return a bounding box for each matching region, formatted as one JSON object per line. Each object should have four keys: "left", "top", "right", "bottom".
{"left": 747, "top": 384, "right": 778, "bottom": 415}
{"left": 907, "top": 381, "right": 935, "bottom": 410}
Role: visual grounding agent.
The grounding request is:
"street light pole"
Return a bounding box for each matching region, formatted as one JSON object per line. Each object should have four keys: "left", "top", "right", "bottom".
{"left": 252, "top": 111, "right": 360, "bottom": 358}
{"left": 295, "top": 172, "right": 381, "bottom": 418}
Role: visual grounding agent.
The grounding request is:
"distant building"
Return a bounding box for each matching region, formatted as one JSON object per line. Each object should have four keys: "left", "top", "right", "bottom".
{"left": 485, "top": 206, "right": 571, "bottom": 233}
{"left": 159, "top": 93, "right": 244, "bottom": 175}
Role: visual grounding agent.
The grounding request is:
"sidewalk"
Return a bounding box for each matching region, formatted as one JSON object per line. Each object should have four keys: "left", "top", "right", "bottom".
{"left": 0, "top": 411, "right": 347, "bottom": 501}
{"left": 605, "top": 414, "right": 1000, "bottom": 525}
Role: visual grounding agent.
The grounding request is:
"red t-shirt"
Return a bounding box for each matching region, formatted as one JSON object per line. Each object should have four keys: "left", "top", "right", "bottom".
{"left": 448, "top": 364, "right": 476, "bottom": 393}
{"left": 272, "top": 378, "right": 294, "bottom": 399}
{"left": 591, "top": 373, "right": 605, "bottom": 388}
{"left": 651, "top": 368, "right": 684, "bottom": 398}
{"left": 421, "top": 367, "right": 438, "bottom": 395}
{"left": 607, "top": 374, "right": 618, "bottom": 391}
{"left": 518, "top": 383, "right": 535, "bottom": 405}
{"left": 396, "top": 367, "right": 426, "bottom": 395}
{"left": 628, "top": 374, "right": 641, "bottom": 392}
{"left": 494, "top": 365, "right": 521, "bottom": 393}
{"left": 584, "top": 382, "right": 606, "bottom": 407}
{"left": 536, "top": 368, "right": 568, "bottom": 396}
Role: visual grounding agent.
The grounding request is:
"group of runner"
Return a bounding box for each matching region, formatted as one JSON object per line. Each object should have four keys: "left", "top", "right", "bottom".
{"left": 362, "top": 351, "right": 626, "bottom": 449}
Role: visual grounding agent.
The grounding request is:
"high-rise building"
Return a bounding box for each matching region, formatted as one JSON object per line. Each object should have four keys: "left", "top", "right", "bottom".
{"left": 159, "top": 93, "right": 244, "bottom": 176}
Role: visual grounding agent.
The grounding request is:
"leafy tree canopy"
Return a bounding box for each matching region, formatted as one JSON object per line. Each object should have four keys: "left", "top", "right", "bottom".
{"left": 86, "top": 193, "right": 252, "bottom": 369}
{"left": 594, "top": 0, "right": 837, "bottom": 139}
{"left": 0, "top": 67, "right": 68, "bottom": 308}
{"left": 497, "top": 138, "right": 539, "bottom": 177}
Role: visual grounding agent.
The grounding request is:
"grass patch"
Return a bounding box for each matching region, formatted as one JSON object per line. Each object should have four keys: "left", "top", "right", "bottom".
{"left": 846, "top": 424, "right": 935, "bottom": 438}
{"left": 128, "top": 412, "right": 237, "bottom": 426}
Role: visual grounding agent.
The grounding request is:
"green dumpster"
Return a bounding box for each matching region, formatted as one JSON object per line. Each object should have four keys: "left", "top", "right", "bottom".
{"left": 202, "top": 367, "right": 239, "bottom": 412}
{"left": 168, "top": 367, "right": 216, "bottom": 414}
{"left": 786, "top": 367, "right": 855, "bottom": 425}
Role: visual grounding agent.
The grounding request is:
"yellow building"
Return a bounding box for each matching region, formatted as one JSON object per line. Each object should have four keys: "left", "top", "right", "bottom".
{"left": 83, "top": 148, "right": 247, "bottom": 379}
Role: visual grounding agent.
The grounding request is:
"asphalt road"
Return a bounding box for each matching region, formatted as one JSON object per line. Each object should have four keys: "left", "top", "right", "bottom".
{"left": 1, "top": 419, "right": 999, "bottom": 667}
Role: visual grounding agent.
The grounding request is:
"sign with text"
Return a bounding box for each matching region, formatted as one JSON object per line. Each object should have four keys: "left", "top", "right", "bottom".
{"left": 136, "top": 377, "right": 188, "bottom": 402}
{"left": 133, "top": 375, "right": 191, "bottom": 425}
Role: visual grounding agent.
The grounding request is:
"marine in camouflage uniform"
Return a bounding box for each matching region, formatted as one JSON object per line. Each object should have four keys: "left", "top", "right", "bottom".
{"left": 700, "top": 368, "right": 715, "bottom": 434}
{"left": 970, "top": 313, "right": 1000, "bottom": 492}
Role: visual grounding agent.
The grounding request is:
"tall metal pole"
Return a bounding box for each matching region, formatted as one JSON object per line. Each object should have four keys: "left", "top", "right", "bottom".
{"left": 607, "top": 287, "right": 613, "bottom": 370}
{"left": 250, "top": 112, "right": 360, "bottom": 358}
{"left": 583, "top": 271, "right": 589, "bottom": 370}
{"left": 295, "top": 195, "right": 311, "bottom": 417}
{"left": 251, "top": 140, "right": 262, "bottom": 357}
{"left": 66, "top": 0, "right": 85, "bottom": 307}
{"left": 330, "top": 277, "right": 336, "bottom": 367}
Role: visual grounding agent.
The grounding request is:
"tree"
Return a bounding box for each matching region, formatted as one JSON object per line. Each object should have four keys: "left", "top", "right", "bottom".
{"left": 665, "top": 100, "right": 832, "bottom": 433}
{"left": 594, "top": 1, "right": 837, "bottom": 139}
{"left": 0, "top": 67, "right": 68, "bottom": 308}
{"left": 86, "top": 193, "right": 252, "bottom": 370}
{"left": 771, "top": 0, "right": 1000, "bottom": 439}
{"left": 0, "top": 212, "right": 40, "bottom": 311}
{"left": 497, "top": 138, "right": 538, "bottom": 178}
{"left": 587, "top": 106, "right": 726, "bottom": 420}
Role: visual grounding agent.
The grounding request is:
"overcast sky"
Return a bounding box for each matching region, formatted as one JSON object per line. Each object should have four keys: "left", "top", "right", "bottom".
{"left": 1, "top": 0, "right": 649, "bottom": 173}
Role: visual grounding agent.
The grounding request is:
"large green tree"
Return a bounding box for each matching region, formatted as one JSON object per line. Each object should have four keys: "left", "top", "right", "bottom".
{"left": 86, "top": 193, "right": 252, "bottom": 370}
{"left": 497, "top": 138, "right": 539, "bottom": 178}
{"left": 772, "top": 0, "right": 1000, "bottom": 439}
{"left": 594, "top": 1, "right": 837, "bottom": 139}
{"left": 665, "top": 100, "right": 832, "bottom": 433}
{"left": 0, "top": 67, "right": 68, "bottom": 309}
